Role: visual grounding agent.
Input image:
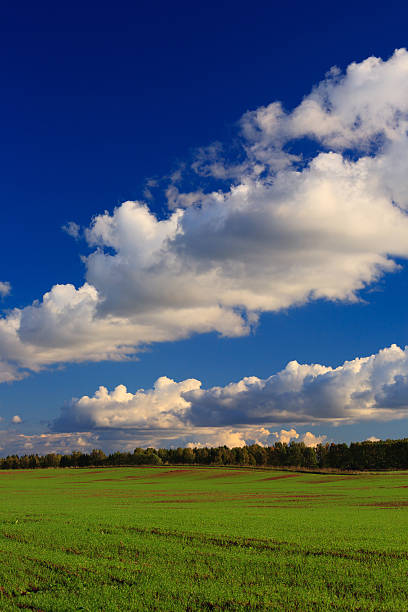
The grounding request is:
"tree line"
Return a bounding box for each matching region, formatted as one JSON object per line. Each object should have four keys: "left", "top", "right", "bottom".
{"left": 1, "top": 438, "right": 408, "bottom": 470}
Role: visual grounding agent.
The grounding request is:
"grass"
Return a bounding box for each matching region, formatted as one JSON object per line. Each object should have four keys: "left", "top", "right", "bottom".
{"left": 0, "top": 467, "right": 408, "bottom": 610}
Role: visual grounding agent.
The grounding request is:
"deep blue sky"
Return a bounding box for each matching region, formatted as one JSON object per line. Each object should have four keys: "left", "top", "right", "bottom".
{"left": 2, "top": 0, "right": 408, "bottom": 445}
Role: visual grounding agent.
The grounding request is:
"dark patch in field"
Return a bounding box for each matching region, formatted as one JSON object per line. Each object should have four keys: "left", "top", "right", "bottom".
{"left": 151, "top": 498, "right": 221, "bottom": 504}
{"left": 305, "top": 477, "right": 359, "bottom": 484}
{"left": 109, "top": 573, "right": 142, "bottom": 585}
{"left": 187, "top": 599, "right": 242, "bottom": 610}
{"left": 375, "top": 472, "right": 408, "bottom": 476}
{"left": 155, "top": 469, "right": 197, "bottom": 476}
{"left": 122, "top": 478, "right": 157, "bottom": 484}
{"left": 19, "top": 586, "right": 40, "bottom": 596}
{"left": 84, "top": 470, "right": 105, "bottom": 474}
{"left": 239, "top": 493, "right": 339, "bottom": 501}
{"left": 2, "top": 518, "right": 43, "bottom": 525}
{"left": 0, "top": 470, "right": 32, "bottom": 475}
{"left": 361, "top": 501, "right": 408, "bottom": 508}
{"left": 1, "top": 532, "right": 30, "bottom": 544}
{"left": 120, "top": 525, "right": 408, "bottom": 561}
{"left": 261, "top": 474, "right": 300, "bottom": 481}
{"left": 92, "top": 477, "right": 158, "bottom": 483}
{"left": 0, "top": 584, "right": 42, "bottom": 610}
{"left": 199, "top": 471, "right": 249, "bottom": 479}
{"left": 270, "top": 493, "right": 325, "bottom": 498}
{"left": 247, "top": 504, "right": 310, "bottom": 509}
{"left": 62, "top": 547, "right": 82, "bottom": 555}
{"left": 23, "top": 555, "right": 89, "bottom": 579}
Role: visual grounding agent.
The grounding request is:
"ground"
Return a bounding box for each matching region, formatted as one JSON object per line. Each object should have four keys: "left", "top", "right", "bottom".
{"left": 0, "top": 466, "right": 408, "bottom": 610}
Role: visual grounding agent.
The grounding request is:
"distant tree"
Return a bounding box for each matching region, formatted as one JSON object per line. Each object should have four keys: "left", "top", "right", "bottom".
{"left": 195, "top": 447, "right": 211, "bottom": 465}
{"left": 4, "top": 437, "right": 408, "bottom": 471}
{"left": 302, "top": 446, "right": 318, "bottom": 468}
{"left": 89, "top": 449, "right": 106, "bottom": 466}
{"left": 250, "top": 444, "right": 268, "bottom": 466}
{"left": 182, "top": 448, "right": 195, "bottom": 464}
{"left": 19, "top": 455, "right": 30, "bottom": 469}
{"left": 316, "top": 443, "right": 329, "bottom": 468}
{"left": 145, "top": 452, "right": 162, "bottom": 465}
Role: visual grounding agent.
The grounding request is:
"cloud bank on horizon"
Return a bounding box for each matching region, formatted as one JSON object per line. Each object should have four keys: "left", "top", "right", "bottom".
{"left": 45, "top": 344, "right": 408, "bottom": 450}
{"left": 2, "top": 50, "right": 408, "bottom": 384}
{"left": 0, "top": 427, "right": 326, "bottom": 457}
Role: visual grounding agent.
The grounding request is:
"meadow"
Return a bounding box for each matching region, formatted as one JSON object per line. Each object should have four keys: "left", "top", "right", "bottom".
{"left": 0, "top": 466, "right": 408, "bottom": 610}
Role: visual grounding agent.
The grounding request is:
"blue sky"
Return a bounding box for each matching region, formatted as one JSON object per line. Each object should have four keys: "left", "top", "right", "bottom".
{"left": 2, "top": 1, "right": 408, "bottom": 454}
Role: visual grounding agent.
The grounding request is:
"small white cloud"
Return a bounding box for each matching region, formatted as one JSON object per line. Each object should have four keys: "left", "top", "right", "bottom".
{"left": 366, "top": 436, "right": 381, "bottom": 442}
{"left": 273, "top": 428, "right": 299, "bottom": 444}
{"left": 301, "top": 432, "right": 327, "bottom": 447}
{"left": 62, "top": 221, "right": 80, "bottom": 239}
{"left": 271, "top": 429, "right": 326, "bottom": 447}
{"left": 0, "top": 282, "right": 11, "bottom": 298}
{"left": 11, "top": 415, "right": 22, "bottom": 424}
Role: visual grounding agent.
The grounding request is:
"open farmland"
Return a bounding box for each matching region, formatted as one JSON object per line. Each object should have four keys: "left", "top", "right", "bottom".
{"left": 1, "top": 467, "right": 408, "bottom": 610}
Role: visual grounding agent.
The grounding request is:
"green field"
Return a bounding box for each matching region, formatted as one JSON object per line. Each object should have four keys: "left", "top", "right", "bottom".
{"left": 1, "top": 467, "right": 408, "bottom": 610}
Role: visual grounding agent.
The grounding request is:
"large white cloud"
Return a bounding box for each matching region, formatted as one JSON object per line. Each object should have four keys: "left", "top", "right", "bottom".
{"left": 186, "top": 344, "right": 408, "bottom": 426}
{"left": 55, "top": 376, "right": 202, "bottom": 431}
{"left": 241, "top": 48, "right": 408, "bottom": 162}
{"left": 2, "top": 50, "right": 408, "bottom": 381}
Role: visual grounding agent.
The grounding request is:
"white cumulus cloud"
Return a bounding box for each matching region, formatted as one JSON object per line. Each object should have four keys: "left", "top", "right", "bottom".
{"left": 55, "top": 376, "right": 202, "bottom": 431}
{"left": 2, "top": 51, "right": 408, "bottom": 380}
{"left": 50, "top": 345, "right": 408, "bottom": 448}
{"left": 272, "top": 428, "right": 299, "bottom": 444}
{"left": 185, "top": 344, "right": 408, "bottom": 426}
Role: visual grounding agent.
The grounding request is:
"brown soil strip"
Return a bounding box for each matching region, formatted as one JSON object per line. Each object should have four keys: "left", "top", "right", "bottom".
{"left": 361, "top": 501, "right": 408, "bottom": 508}
{"left": 199, "top": 471, "right": 249, "bottom": 479}
{"left": 247, "top": 504, "right": 310, "bottom": 509}
{"left": 305, "top": 477, "right": 358, "bottom": 484}
{"left": 84, "top": 470, "right": 105, "bottom": 474}
{"left": 261, "top": 474, "right": 300, "bottom": 481}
